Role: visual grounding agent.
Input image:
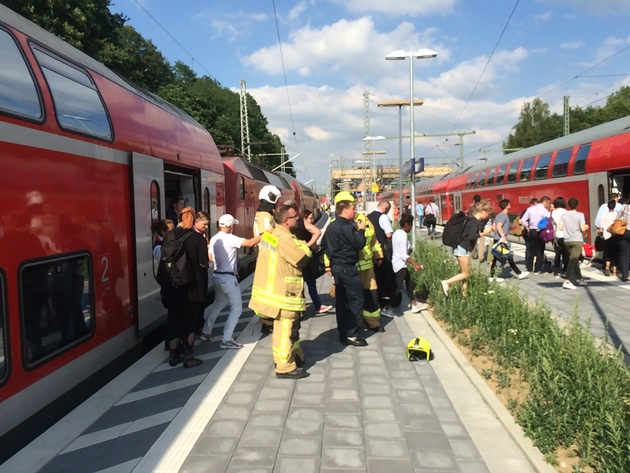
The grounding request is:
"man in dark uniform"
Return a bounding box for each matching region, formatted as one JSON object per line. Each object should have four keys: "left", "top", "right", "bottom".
{"left": 321, "top": 192, "right": 368, "bottom": 346}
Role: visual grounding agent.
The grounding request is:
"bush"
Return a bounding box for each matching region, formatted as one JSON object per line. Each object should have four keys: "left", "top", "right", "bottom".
{"left": 412, "top": 242, "right": 630, "bottom": 472}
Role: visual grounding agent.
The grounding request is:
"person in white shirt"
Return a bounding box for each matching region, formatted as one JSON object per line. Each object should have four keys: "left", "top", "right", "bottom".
{"left": 200, "top": 214, "right": 261, "bottom": 348}
{"left": 424, "top": 199, "right": 439, "bottom": 239}
{"left": 594, "top": 193, "right": 622, "bottom": 229}
{"left": 598, "top": 200, "right": 619, "bottom": 277}
{"left": 551, "top": 197, "right": 568, "bottom": 277}
{"left": 381, "top": 214, "right": 426, "bottom": 317}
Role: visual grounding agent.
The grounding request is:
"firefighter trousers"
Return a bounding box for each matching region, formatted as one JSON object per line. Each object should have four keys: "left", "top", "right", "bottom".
{"left": 360, "top": 267, "right": 381, "bottom": 329}
{"left": 272, "top": 310, "right": 304, "bottom": 374}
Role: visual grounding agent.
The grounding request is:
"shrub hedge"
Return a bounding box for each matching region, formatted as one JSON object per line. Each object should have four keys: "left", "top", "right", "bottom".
{"left": 412, "top": 241, "right": 630, "bottom": 473}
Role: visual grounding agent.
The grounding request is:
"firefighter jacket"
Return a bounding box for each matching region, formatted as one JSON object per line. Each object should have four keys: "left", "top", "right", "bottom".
{"left": 355, "top": 214, "right": 383, "bottom": 271}
{"left": 253, "top": 210, "right": 275, "bottom": 237}
{"left": 249, "top": 225, "right": 312, "bottom": 318}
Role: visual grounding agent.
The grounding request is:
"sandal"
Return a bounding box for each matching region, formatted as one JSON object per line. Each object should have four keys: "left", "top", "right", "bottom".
{"left": 169, "top": 350, "right": 184, "bottom": 367}
{"left": 183, "top": 354, "right": 203, "bottom": 369}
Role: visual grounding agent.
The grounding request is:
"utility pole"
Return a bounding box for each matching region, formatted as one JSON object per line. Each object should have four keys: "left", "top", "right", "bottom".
{"left": 240, "top": 80, "right": 251, "bottom": 161}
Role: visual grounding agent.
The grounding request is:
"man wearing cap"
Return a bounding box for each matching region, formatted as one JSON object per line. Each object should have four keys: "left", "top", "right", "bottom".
{"left": 249, "top": 202, "right": 312, "bottom": 379}
{"left": 200, "top": 214, "right": 261, "bottom": 349}
{"left": 322, "top": 193, "right": 368, "bottom": 346}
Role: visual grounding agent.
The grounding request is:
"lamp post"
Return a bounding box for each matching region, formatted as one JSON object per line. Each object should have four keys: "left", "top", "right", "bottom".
{"left": 362, "top": 135, "right": 386, "bottom": 200}
{"left": 378, "top": 99, "right": 423, "bottom": 216}
{"left": 386, "top": 48, "right": 437, "bottom": 247}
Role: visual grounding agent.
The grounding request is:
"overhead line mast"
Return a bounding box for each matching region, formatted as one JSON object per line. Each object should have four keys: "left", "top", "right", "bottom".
{"left": 240, "top": 80, "right": 251, "bottom": 161}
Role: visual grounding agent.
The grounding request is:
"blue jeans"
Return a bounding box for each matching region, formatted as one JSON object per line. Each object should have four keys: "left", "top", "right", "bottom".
{"left": 203, "top": 274, "right": 242, "bottom": 342}
{"left": 305, "top": 276, "right": 322, "bottom": 309}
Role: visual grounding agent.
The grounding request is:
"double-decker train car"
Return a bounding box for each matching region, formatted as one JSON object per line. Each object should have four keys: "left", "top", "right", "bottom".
{"left": 0, "top": 5, "right": 316, "bottom": 438}
{"left": 381, "top": 116, "right": 630, "bottom": 242}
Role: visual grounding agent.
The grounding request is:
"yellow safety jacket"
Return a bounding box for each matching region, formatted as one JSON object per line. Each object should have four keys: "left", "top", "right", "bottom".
{"left": 356, "top": 214, "right": 383, "bottom": 271}
{"left": 253, "top": 210, "right": 275, "bottom": 237}
{"left": 249, "top": 225, "right": 312, "bottom": 318}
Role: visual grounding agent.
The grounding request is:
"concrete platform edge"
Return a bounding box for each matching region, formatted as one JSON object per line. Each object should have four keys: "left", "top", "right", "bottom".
{"left": 403, "top": 309, "right": 555, "bottom": 473}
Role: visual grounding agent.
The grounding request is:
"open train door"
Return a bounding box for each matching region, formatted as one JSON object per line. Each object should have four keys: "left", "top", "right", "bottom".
{"left": 131, "top": 152, "right": 166, "bottom": 336}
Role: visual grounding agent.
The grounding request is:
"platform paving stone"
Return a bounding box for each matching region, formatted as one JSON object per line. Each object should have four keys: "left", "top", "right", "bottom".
{"left": 182, "top": 277, "right": 498, "bottom": 473}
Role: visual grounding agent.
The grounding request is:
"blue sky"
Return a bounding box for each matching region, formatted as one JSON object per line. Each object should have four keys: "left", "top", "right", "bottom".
{"left": 112, "top": 0, "right": 630, "bottom": 193}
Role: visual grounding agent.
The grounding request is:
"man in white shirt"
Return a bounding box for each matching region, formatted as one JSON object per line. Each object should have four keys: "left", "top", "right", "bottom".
{"left": 381, "top": 214, "right": 427, "bottom": 316}
{"left": 594, "top": 193, "right": 622, "bottom": 229}
{"left": 424, "top": 199, "right": 439, "bottom": 239}
{"left": 200, "top": 214, "right": 261, "bottom": 348}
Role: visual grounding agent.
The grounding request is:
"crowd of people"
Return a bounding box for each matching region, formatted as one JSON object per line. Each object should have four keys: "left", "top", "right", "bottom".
{"left": 153, "top": 186, "right": 630, "bottom": 379}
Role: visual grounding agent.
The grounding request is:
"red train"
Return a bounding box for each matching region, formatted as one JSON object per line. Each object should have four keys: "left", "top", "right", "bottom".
{"left": 380, "top": 116, "right": 630, "bottom": 240}
{"left": 0, "top": 5, "right": 317, "bottom": 436}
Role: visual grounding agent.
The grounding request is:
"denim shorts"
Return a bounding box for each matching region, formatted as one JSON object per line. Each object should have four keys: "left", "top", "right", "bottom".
{"left": 453, "top": 245, "right": 469, "bottom": 257}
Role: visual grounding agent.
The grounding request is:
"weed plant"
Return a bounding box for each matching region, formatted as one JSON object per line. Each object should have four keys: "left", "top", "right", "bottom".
{"left": 413, "top": 242, "right": 630, "bottom": 473}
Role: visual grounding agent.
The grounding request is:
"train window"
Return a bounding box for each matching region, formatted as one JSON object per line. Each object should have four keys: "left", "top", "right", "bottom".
{"left": 534, "top": 153, "right": 552, "bottom": 180}
{"left": 507, "top": 163, "right": 518, "bottom": 183}
{"left": 31, "top": 46, "right": 112, "bottom": 140}
{"left": 0, "top": 29, "right": 42, "bottom": 120}
{"left": 552, "top": 148, "right": 572, "bottom": 177}
{"left": 239, "top": 177, "right": 246, "bottom": 200}
{"left": 486, "top": 167, "right": 497, "bottom": 186}
{"left": 0, "top": 270, "right": 7, "bottom": 385}
{"left": 203, "top": 187, "right": 210, "bottom": 214}
{"left": 478, "top": 170, "right": 487, "bottom": 188}
{"left": 518, "top": 158, "right": 534, "bottom": 182}
{"left": 496, "top": 164, "right": 508, "bottom": 185}
{"left": 574, "top": 144, "right": 590, "bottom": 175}
{"left": 20, "top": 254, "right": 94, "bottom": 367}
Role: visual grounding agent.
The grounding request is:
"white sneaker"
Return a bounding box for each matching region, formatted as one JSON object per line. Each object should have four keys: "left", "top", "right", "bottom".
{"left": 198, "top": 332, "right": 212, "bottom": 343}
{"left": 562, "top": 281, "right": 577, "bottom": 290}
{"left": 317, "top": 305, "right": 333, "bottom": 314}
{"left": 381, "top": 308, "right": 395, "bottom": 318}
{"left": 440, "top": 280, "right": 449, "bottom": 297}
{"left": 411, "top": 302, "right": 427, "bottom": 313}
{"left": 488, "top": 277, "right": 505, "bottom": 283}
{"left": 518, "top": 271, "right": 529, "bottom": 280}
{"left": 220, "top": 339, "right": 244, "bottom": 349}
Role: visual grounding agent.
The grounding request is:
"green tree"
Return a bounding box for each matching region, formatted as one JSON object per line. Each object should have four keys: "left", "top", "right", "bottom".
{"left": 1, "top": 0, "right": 125, "bottom": 57}
{"left": 99, "top": 26, "right": 173, "bottom": 93}
{"left": 505, "top": 98, "right": 563, "bottom": 149}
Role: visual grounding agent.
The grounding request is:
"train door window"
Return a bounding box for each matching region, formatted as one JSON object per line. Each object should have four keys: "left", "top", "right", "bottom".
{"left": 240, "top": 177, "right": 246, "bottom": 200}
{"left": 31, "top": 46, "right": 112, "bottom": 140}
{"left": 518, "top": 158, "right": 534, "bottom": 182}
{"left": 534, "top": 153, "right": 552, "bottom": 180}
{"left": 507, "top": 162, "right": 518, "bottom": 183}
{"left": 574, "top": 144, "right": 591, "bottom": 175}
{"left": 597, "top": 184, "right": 605, "bottom": 207}
{"left": 496, "top": 164, "right": 508, "bottom": 185}
{"left": 203, "top": 187, "right": 210, "bottom": 214}
{"left": 552, "top": 148, "right": 572, "bottom": 177}
{"left": 0, "top": 270, "right": 7, "bottom": 385}
{"left": 477, "top": 170, "right": 487, "bottom": 188}
{"left": 486, "top": 167, "right": 497, "bottom": 186}
{"left": 0, "top": 28, "right": 43, "bottom": 120}
{"left": 151, "top": 180, "right": 161, "bottom": 221}
{"left": 20, "top": 254, "right": 94, "bottom": 367}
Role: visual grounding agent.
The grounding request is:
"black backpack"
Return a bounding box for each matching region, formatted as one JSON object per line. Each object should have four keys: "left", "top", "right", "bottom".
{"left": 158, "top": 231, "right": 194, "bottom": 288}
{"left": 442, "top": 211, "right": 469, "bottom": 248}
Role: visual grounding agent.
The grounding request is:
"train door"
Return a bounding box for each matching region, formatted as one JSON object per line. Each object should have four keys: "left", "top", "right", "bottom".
{"left": 201, "top": 170, "right": 224, "bottom": 239}
{"left": 435, "top": 194, "right": 444, "bottom": 224}
{"left": 131, "top": 153, "right": 165, "bottom": 336}
{"left": 453, "top": 192, "right": 463, "bottom": 214}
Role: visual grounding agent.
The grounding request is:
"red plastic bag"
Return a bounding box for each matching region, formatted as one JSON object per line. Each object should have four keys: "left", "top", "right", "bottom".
{"left": 582, "top": 243, "right": 595, "bottom": 258}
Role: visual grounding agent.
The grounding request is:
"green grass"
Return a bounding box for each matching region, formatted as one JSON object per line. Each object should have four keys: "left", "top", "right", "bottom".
{"left": 412, "top": 242, "right": 630, "bottom": 473}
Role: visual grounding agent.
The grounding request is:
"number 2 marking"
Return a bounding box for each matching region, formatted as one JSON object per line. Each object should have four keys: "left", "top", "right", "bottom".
{"left": 100, "top": 255, "right": 110, "bottom": 283}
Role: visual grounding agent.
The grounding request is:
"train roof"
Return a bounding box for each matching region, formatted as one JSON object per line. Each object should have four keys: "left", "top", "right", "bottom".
{"left": 463, "top": 115, "right": 630, "bottom": 175}
{"left": 0, "top": 4, "right": 202, "bottom": 129}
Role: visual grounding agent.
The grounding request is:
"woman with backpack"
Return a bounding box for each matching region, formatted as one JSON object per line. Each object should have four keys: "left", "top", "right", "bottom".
{"left": 440, "top": 200, "right": 491, "bottom": 297}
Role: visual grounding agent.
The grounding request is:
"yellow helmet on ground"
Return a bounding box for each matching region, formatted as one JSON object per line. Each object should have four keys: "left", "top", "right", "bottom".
{"left": 334, "top": 191, "right": 355, "bottom": 203}
{"left": 407, "top": 337, "right": 431, "bottom": 361}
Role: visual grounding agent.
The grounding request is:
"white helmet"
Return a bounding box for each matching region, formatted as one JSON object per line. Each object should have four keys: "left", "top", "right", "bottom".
{"left": 259, "top": 185, "right": 281, "bottom": 204}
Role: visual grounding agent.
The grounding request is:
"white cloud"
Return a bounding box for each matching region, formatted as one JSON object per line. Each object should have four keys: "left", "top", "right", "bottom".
{"left": 242, "top": 17, "right": 445, "bottom": 84}
{"left": 560, "top": 41, "right": 585, "bottom": 49}
{"left": 330, "top": 0, "right": 457, "bottom": 16}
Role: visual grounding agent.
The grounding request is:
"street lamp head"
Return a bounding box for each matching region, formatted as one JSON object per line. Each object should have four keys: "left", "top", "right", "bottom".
{"left": 386, "top": 49, "right": 438, "bottom": 60}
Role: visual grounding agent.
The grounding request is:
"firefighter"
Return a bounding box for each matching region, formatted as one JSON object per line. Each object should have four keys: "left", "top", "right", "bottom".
{"left": 253, "top": 184, "right": 282, "bottom": 334}
{"left": 249, "top": 201, "right": 312, "bottom": 379}
{"left": 355, "top": 212, "right": 385, "bottom": 332}
{"left": 321, "top": 191, "right": 368, "bottom": 346}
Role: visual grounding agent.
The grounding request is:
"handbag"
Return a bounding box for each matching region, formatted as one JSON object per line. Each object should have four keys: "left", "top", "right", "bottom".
{"left": 491, "top": 241, "right": 513, "bottom": 262}
{"left": 607, "top": 219, "right": 627, "bottom": 236}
